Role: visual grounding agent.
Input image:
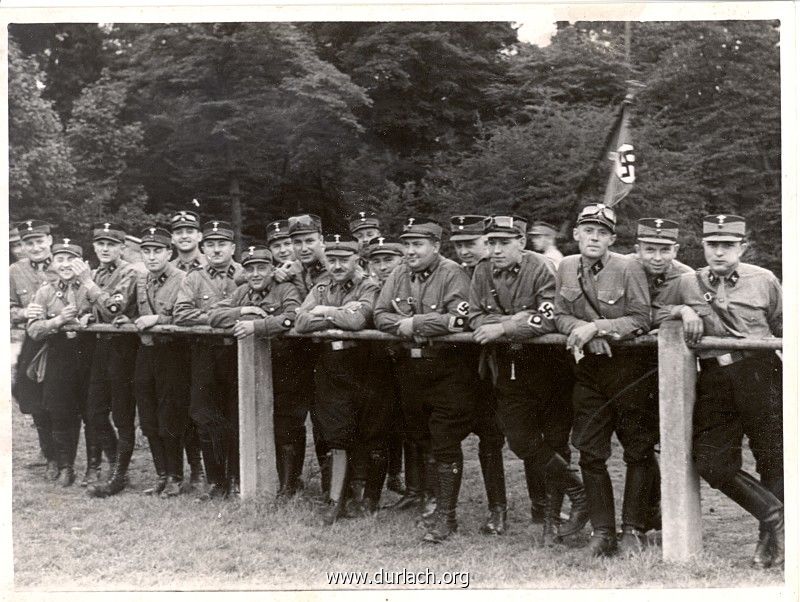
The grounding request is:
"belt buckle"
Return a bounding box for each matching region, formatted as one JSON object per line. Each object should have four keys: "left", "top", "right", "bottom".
{"left": 332, "top": 340, "right": 344, "bottom": 351}
{"left": 141, "top": 334, "right": 154, "bottom": 346}
{"left": 66, "top": 331, "right": 77, "bottom": 339}
{"left": 410, "top": 347, "right": 422, "bottom": 359}
{"left": 717, "top": 353, "right": 734, "bottom": 367}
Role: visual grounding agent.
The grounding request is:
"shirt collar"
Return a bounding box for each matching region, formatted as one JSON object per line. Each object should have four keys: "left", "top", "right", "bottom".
{"left": 207, "top": 264, "right": 235, "bottom": 279}
{"left": 31, "top": 256, "right": 52, "bottom": 271}
{"left": 57, "top": 279, "right": 80, "bottom": 291}
{"left": 410, "top": 254, "right": 440, "bottom": 283}
{"left": 148, "top": 270, "right": 170, "bottom": 286}
{"left": 709, "top": 270, "right": 739, "bottom": 287}
{"left": 492, "top": 263, "right": 521, "bottom": 278}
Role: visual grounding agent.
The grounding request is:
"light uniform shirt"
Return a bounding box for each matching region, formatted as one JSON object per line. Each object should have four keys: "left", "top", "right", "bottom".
{"left": 543, "top": 247, "right": 564, "bottom": 269}
{"left": 295, "top": 273, "right": 379, "bottom": 333}
{"left": 171, "top": 252, "right": 207, "bottom": 273}
{"left": 27, "top": 279, "right": 92, "bottom": 341}
{"left": 286, "top": 259, "right": 328, "bottom": 298}
{"left": 469, "top": 251, "right": 557, "bottom": 339}
{"left": 555, "top": 251, "right": 651, "bottom": 340}
{"left": 209, "top": 280, "right": 302, "bottom": 338}
{"left": 173, "top": 263, "right": 243, "bottom": 326}
{"left": 374, "top": 254, "right": 471, "bottom": 338}
{"left": 676, "top": 262, "right": 782, "bottom": 358}
{"left": 9, "top": 257, "right": 56, "bottom": 326}
{"left": 627, "top": 254, "right": 694, "bottom": 327}
{"left": 84, "top": 259, "right": 140, "bottom": 323}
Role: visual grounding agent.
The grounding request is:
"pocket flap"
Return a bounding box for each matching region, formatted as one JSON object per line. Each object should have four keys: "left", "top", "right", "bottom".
{"left": 559, "top": 286, "right": 583, "bottom": 302}
{"left": 598, "top": 288, "right": 624, "bottom": 305}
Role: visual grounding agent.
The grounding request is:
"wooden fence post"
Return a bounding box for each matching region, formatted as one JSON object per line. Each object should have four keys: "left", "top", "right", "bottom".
{"left": 237, "top": 334, "right": 278, "bottom": 500}
{"left": 658, "top": 321, "right": 703, "bottom": 560}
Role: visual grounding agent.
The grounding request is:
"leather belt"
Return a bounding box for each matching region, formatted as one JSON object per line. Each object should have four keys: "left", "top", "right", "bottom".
{"left": 698, "top": 350, "right": 770, "bottom": 370}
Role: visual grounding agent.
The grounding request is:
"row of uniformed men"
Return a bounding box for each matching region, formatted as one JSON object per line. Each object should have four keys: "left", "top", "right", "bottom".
{"left": 9, "top": 204, "right": 783, "bottom": 565}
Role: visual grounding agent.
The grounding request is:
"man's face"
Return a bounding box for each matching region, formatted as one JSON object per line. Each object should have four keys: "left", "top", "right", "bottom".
{"left": 403, "top": 237, "right": 439, "bottom": 271}
{"left": 93, "top": 239, "right": 124, "bottom": 264}
{"left": 268, "top": 237, "right": 295, "bottom": 264}
{"left": 326, "top": 253, "right": 358, "bottom": 283}
{"left": 244, "top": 262, "right": 273, "bottom": 292}
{"left": 635, "top": 242, "right": 678, "bottom": 276}
{"left": 171, "top": 227, "right": 202, "bottom": 253}
{"left": 488, "top": 236, "right": 525, "bottom": 269}
{"left": 353, "top": 227, "right": 381, "bottom": 247}
{"left": 369, "top": 253, "right": 403, "bottom": 283}
{"left": 291, "top": 232, "right": 324, "bottom": 266}
{"left": 53, "top": 253, "right": 76, "bottom": 281}
{"left": 23, "top": 234, "right": 52, "bottom": 262}
{"left": 453, "top": 237, "right": 488, "bottom": 267}
{"left": 11, "top": 241, "right": 26, "bottom": 261}
{"left": 141, "top": 245, "right": 171, "bottom": 274}
{"left": 529, "top": 233, "right": 555, "bottom": 253}
{"left": 202, "top": 239, "right": 236, "bottom": 267}
{"left": 703, "top": 240, "right": 746, "bottom": 275}
{"left": 573, "top": 224, "right": 615, "bottom": 260}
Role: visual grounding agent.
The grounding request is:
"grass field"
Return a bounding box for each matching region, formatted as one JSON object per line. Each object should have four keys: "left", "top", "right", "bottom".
{"left": 10, "top": 400, "right": 785, "bottom": 591}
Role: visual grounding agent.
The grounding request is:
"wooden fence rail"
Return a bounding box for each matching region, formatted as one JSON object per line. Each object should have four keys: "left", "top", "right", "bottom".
{"left": 61, "top": 321, "right": 782, "bottom": 562}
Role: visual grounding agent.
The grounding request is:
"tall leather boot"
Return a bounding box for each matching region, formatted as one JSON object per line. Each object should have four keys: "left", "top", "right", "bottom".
{"left": 315, "top": 433, "right": 330, "bottom": 497}
{"left": 87, "top": 447, "right": 132, "bottom": 498}
{"left": 143, "top": 436, "right": 168, "bottom": 496}
{"left": 544, "top": 454, "right": 589, "bottom": 538}
{"left": 277, "top": 443, "right": 299, "bottom": 499}
{"left": 185, "top": 425, "right": 206, "bottom": 492}
{"left": 97, "top": 419, "right": 118, "bottom": 472}
{"left": 580, "top": 464, "right": 617, "bottom": 557}
{"left": 619, "top": 461, "right": 656, "bottom": 554}
{"left": 421, "top": 449, "right": 438, "bottom": 521}
{"left": 524, "top": 457, "right": 548, "bottom": 523}
{"left": 645, "top": 456, "right": 662, "bottom": 532}
{"left": 423, "top": 459, "right": 463, "bottom": 543}
{"left": 718, "top": 471, "right": 784, "bottom": 568}
{"left": 356, "top": 449, "right": 388, "bottom": 516}
{"left": 198, "top": 437, "right": 226, "bottom": 499}
{"left": 541, "top": 479, "right": 563, "bottom": 547}
{"left": 81, "top": 425, "right": 103, "bottom": 487}
{"left": 291, "top": 437, "right": 306, "bottom": 491}
{"left": 390, "top": 440, "right": 423, "bottom": 510}
{"left": 323, "top": 449, "right": 349, "bottom": 525}
{"left": 32, "top": 412, "right": 55, "bottom": 469}
{"left": 479, "top": 450, "right": 507, "bottom": 535}
{"left": 161, "top": 436, "right": 184, "bottom": 498}
{"left": 53, "top": 427, "right": 76, "bottom": 487}
{"left": 386, "top": 432, "right": 405, "bottom": 495}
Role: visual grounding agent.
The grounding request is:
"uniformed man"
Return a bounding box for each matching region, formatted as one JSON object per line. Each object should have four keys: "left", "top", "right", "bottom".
{"left": 10, "top": 226, "right": 26, "bottom": 262}
{"left": 348, "top": 211, "right": 382, "bottom": 249}
{"left": 677, "top": 214, "right": 783, "bottom": 569}
{"left": 554, "top": 203, "right": 652, "bottom": 557}
{"left": 27, "top": 239, "right": 94, "bottom": 486}
{"left": 76, "top": 222, "right": 140, "bottom": 497}
{"left": 469, "top": 215, "right": 588, "bottom": 545}
{"left": 208, "top": 245, "right": 305, "bottom": 499}
{"left": 374, "top": 217, "right": 475, "bottom": 543}
{"left": 266, "top": 219, "right": 297, "bottom": 283}
{"left": 295, "top": 235, "right": 384, "bottom": 523}
{"left": 287, "top": 213, "right": 331, "bottom": 494}
{"left": 528, "top": 221, "right": 564, "bottom": 268}
{"left": 363, "top": 236, "right": 412, "bottom": 503}
{"left": 629, "top": 217, "right": 695, "bottom": 539}
{"left": 174, "top": 220, "right": 243, "bottom": 498}
{"left": 450, "top": 215, "right": 508, "bottom": 536}
{"left": 122, "top": 234, "right": 147, "bottom": 275}
{"left": 111, "top": 227, "right": 189, "bottom": 497}
{"left": 10, "top": 220, "right": 58, "bottom": 477}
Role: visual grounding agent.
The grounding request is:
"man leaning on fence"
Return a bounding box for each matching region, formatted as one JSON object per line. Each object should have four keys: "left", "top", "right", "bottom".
{"left": 554, "top": 203, "right": 653, "bottom": 558}
{"left": 208, "top": 244, "right": 306, "bottom": 500}
{"left": 677, "top": 214, "right": 784, "bottom": 569}
{"left": 295, "top": 235, "right": 386, "bottom": 524}
{"left": 374, "top": 216, "right": 476, "bottom": 543}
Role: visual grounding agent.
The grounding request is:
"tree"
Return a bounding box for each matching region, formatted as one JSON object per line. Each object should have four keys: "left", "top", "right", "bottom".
{"left": 8, "top": 39, "right": 76, "bottom": 226}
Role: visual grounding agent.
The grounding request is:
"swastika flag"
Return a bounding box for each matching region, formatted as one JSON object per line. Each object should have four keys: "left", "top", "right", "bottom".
{"left": 603, "top": 84, "right": 642, "bottom": 207}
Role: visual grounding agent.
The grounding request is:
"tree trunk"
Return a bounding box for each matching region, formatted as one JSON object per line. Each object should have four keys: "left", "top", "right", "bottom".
{"left": 230, "top": 173, "right": 242, "bottom": 251}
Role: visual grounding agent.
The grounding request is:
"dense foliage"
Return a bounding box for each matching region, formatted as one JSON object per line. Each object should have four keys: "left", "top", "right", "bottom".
{"left": 8, "top": 21, "right": 782, "bottom": 275}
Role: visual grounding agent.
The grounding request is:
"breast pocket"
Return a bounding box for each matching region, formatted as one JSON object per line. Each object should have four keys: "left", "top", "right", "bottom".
{"left": 597, "top": 288, "right": 625, "bottom": 315}
{"left": 737, "top": 306, "right": 765, "bottom": 326}
{"left": 558, "top": 286, "right": 583, "bottom": 305}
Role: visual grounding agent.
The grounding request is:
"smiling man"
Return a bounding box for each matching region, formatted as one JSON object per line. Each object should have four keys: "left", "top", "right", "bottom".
{"left": 209, "top": 245, "right": 305, "bottom": 500}
{"left": 374, "top": 217, "right": 475, "bottom": 543}
{"left": 175, "top": 220, "right": 243, "bottom": 499}
{"left": 677, "top": 214, "right": 784, "bottom": 569}
{"left": 554, "top": 203, "right": 652, "bottom": 558}
{"left": 295, "top": 235, "right": 383, "bottom": 523}
{"left": 27, "top": 239, "right": 94, "bottom": 486}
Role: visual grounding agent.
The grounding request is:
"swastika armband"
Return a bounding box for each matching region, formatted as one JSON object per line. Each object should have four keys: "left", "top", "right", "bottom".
{"left": 282, "top": 317, "right": 294, "bottom": 328}
{"left": 527, "top": 314, "right": 544, "bottom": 329}
{"left": 456, "top": 301, "right": 469, "bottom": 316}
{"left": 537, "top": 301, "right": 554, "bottom": 319}
{"left": 448, "top": 315, "right": 467, "bottom": 332}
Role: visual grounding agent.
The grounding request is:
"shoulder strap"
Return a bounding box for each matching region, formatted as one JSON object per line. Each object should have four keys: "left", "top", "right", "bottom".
{"left": 577, "top": 262, "right": 605, "bottom": 319}
{"left": 694, "top": 271, "right": 746, "bottom": 338}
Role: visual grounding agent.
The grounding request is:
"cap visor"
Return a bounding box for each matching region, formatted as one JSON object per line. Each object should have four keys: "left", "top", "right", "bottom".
{"left": 449, "top": 233, "right": 483, "bottom": 242}
{"left": 203, "top": 234, "right": 233, "bottom": 241}
{"left": 703, "top": 234, "right": 744, "bottom": 242}
{"left": 399, "top": 232, "right": 437, "bottom": 240}
{"left": 241, "top": 258, "right": 272, "bottom": 266}
{"left": 485, "top": 231, "right": 522, "bottom": 239}
{"left": 140, "top": 242, "right": 169, "bottom": 248}
{"left": 368, "top": 249, "right": 403, "bottom": 257}
{"left": 324, "top": 251, "right": 356, "bottom": 258}
{"left": 93, "top": 235, "right": 123, "bottom": 243}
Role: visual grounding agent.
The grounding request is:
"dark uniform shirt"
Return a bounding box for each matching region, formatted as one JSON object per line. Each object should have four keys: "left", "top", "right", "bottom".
{"left": 286, "top": 259, "right": 328, "bottom": 298}
{"left": 27, "top": 279, "right": 92, "bottom": 341}
{"left": 209, "top": 280, "right": 302, "bottom": 338}
{"left": 676, "top": 262, "right": 782, "bottom": 358}
{"left": 85, "top": 259, "right": 140, "bottom": 323}
{"left": 173, "top": 263, "right": 243, "bottom": 326}
{"left": 469, "top": 251, "right": 557, "bottom": 339}
{"left": 374, "top": 254, "right": 471, "bottom": 337}
{"left": 555, "top": 252, "right": 651, "bottom": 340}
{"left": 123, "top": 263, "right": 186, "bottom": 325}
{"left": 627, "top": 254, "right": 694, "bottom": 327}
{"left": 9, "top": 257, "right": 56, "bottom": 325}
{"left": 295, "top": 273, "right": 379, "bottom": 333}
